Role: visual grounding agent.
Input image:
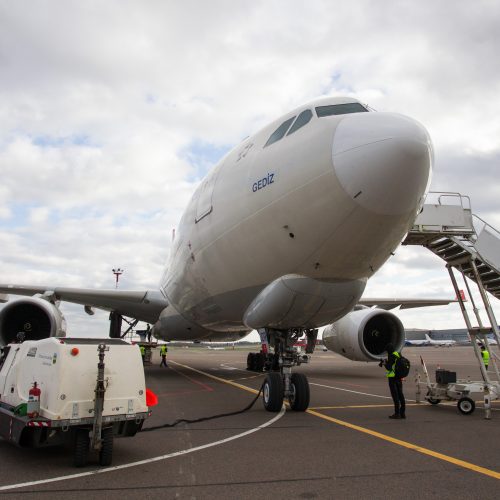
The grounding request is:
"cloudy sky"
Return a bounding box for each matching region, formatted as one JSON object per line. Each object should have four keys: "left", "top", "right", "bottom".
{"left": 1, "top": 0, "right": 499, "bottom": 339}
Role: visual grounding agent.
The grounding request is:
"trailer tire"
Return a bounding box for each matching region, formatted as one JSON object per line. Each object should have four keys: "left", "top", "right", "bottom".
{"left": 457, "top": 397, "right": 475, "bottom": 415}
{"left": 99, "top": 427, "right": 114, "bottom": 466}
{"left": 428, "top": 398, "right": 440, "bottom": 405}
{"left": 74, "top": 429, "right": 89, "bottom": 468}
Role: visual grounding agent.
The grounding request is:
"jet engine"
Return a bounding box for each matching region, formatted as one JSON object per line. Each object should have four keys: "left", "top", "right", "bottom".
{"left": 322, "top": 308, "right": 404, "bottom": 362}
{"left": 0, "top": 296, "right": 66, "bottom": 347}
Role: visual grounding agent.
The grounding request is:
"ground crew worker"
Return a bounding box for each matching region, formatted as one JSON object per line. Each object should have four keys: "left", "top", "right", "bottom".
{"left": 480, "top": 345, "right": 490, "bottom": 371}
{"left": 160, "top": 344, "right": 168, "bottom": 367}
{"left": 140, "top": 344, "right": 146, "bottom": 364}
{"left": 379, "top": 343, "right": 406, "bottom": 419}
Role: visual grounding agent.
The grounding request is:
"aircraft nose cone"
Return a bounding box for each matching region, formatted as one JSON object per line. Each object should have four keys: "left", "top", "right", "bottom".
{"left": 332, "top": 112, "right": 433, "bottom": 216}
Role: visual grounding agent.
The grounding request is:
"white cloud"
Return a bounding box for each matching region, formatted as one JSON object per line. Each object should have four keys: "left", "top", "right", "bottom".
{"left": 1, "top": 1, "right": 500, "bottom": 337}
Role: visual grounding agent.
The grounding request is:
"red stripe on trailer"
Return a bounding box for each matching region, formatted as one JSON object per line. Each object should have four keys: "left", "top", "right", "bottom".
{"left": 27, "top": 421, "right": 51, "bottom": 427}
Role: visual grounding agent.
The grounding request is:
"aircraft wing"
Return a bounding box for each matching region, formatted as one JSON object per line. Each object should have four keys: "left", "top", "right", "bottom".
{"left": 0, "top": 284, "right": 168, "bottom": 323}
{"left": 358, "top": 297, "right": 456, "bottom": 310}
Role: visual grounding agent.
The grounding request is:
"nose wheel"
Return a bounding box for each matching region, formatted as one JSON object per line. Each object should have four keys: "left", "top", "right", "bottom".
{"left": 263, "top": 373, "right": 284, "bottom": 411}
{"left": 289, "top": 373, "right": 310, "bottom": 411}
{"left": 260, "top": 328, "right": 316, "bottom": 412}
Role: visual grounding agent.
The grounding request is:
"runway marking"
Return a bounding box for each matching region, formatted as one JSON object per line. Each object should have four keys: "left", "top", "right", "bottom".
{"left": 170, "top": 361, "right": 262, "bottom": 396}
{"left": 233, "top": 374, "right": 265, "bottom": 382}
{"left": 307, "top": 408, "right": 500, "bottom": 480}
{"left": 310, "top": 382, "right": 392, "bottom": 399}
{"left": 310, "top": 382, "right": 417, "bottom": 403}
{"left": 158, "top": 367, "right": 214, "bottom": 394}
{"left": 0, "top": 369, "right": 285, "bottom": 493}
{"left": 172, "top": 362, "right": 500, "bottom": 481}
{"left": 310, "top": 403, "right": 423, "bottom": 410}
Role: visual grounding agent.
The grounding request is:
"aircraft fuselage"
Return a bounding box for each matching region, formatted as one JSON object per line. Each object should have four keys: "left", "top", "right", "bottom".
{"left": 156, "top": 97, "right": 433, "bottom": 341}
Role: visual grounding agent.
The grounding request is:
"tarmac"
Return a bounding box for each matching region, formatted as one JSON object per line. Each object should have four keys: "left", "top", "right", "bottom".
{"left": 0, "top": 346, "right": 499, "bottom": 499}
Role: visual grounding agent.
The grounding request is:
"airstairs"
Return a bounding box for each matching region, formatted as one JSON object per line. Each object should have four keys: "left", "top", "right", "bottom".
{"left": 403, "top": 192, "right": 500, "bottom": 417}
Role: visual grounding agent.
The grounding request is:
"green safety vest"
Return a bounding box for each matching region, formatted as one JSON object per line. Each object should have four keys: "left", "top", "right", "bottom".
{"left": 161, "top": 345, "right": 168, "bottom": 355}
{"left": 140, "top": 346, "right": 145, "bottom": 355}
{"left": 386, "top": 351, "right": 400, "bottom": 378}
{"left": 481, "top": 350, "right": 490, "bottom": 366}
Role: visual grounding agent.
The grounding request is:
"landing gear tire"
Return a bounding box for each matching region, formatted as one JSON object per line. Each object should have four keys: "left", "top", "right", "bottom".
{"left": 457, "top": 397, "right": 475, "bottom": 415}
{"left": 73, "top": 428, "right": 90, "bottom": 468}
{"left": 247, "top": 352, "right": 265, "bottom": 372}
{"left": 263, "top": 373, "right": 284, "bottom": 412}
{"left": 289, "top": 373, "right": 310, "bottom": 411}
{"left": 254, "top": 352, "right": 265, "bottom": 372}
{"left": 99, "top": 427, "right": 114, "bottom": 466}
{"left": 247, "top": 353, "right": 253, "bottom": 370}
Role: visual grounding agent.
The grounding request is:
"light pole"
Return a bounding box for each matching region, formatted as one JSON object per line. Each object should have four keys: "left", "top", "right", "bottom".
{"left": 112, "top": 268, "right": 124, "bottom": 288}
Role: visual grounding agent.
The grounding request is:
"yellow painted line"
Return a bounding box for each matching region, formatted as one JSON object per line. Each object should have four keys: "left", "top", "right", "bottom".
{"left": 170, "top": 360, "right": 499, "bottom": 480}
{"left": 307, "top": 408, "right": 500, "bottom": 480}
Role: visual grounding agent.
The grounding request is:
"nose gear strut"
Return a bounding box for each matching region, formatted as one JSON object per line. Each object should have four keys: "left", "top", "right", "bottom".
{"left": 247, "top": 328, "right": 318, "bottom": 412}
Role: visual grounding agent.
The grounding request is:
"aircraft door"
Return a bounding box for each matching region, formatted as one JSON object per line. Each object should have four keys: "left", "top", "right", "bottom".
{"left": 195, "top": 165, "right": 221, "bottom": 223}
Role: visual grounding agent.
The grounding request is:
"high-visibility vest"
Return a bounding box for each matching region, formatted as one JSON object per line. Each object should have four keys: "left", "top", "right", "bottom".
{"left": 481, "top": 350, "right": 490, "bottom": 366}
{"left": 140, "top": 346, "right": 145, "bottom": 355}
{"left": 161, "top": 345, "right": 168, "bottom": 355}
{"left": 386, "top": 352, "right": 400, "bottom": 378}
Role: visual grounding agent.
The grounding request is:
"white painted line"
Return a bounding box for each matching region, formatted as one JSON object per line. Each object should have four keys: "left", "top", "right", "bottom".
{"left": 0, "top": 406, "right": 285, "bottom": 492}
{"left": 218, "top": 364, "right": 238, "bottom": 370}
{"left": 220, "top": 363, "right": 250, "bottom": 373}
{"left": 310, "top": 382, "right": 392, "bottom": 399}
{"left": 310, "top": 382, "right": 417, "bottom": 402}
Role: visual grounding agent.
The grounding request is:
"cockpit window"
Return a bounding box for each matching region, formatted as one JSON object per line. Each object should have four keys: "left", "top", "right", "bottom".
{"left": 264, "top": 116, "right": 296, "bottom": 147}
{"left": 315, "top": 103, "right": 368, "bottom": 117}
{"left": 287, "top": 109, "right": 313, "bottom": 136}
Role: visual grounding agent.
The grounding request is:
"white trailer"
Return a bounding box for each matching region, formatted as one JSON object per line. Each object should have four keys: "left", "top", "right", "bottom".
{"left": 0, "top": 337, "right": 150, "bottom": 466}
{"left": 416, "top": 355, "right": 499, "bottom": 416}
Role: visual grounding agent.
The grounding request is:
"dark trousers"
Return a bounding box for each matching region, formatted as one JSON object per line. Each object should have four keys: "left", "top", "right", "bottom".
{"left": 160, "top": 355, "right": 168, "bottom": 367}
{"left": 388, "top": 378, "right": 405, "bottom": 416}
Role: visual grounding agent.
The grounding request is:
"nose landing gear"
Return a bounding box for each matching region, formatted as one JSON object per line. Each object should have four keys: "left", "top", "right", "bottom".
{"left": 248, "top": 328, "right": 317, "bottom": 412}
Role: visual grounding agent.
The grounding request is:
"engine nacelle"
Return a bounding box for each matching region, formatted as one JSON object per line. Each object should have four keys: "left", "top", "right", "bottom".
{"left": 0, "top": 297, "right": 66, "bottom": 347}
{"left": 323, "top": 308, "right": 404, "bottom": 362}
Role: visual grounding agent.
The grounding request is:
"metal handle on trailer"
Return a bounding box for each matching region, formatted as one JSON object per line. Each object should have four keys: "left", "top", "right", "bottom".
{"left": 91, "top": 343, "right": 109, "bottom": 451}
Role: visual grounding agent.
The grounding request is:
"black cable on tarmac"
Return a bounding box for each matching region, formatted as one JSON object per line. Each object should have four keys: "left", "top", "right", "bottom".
{"left": 140, "top": 381, "right": 266, "bottom": 432}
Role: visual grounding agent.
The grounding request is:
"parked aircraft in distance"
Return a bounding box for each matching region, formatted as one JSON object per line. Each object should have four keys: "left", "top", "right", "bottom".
{"left": 482, "top": 336, "right": 498, "bottom": 346}
{"left": 1, "top": 96, "right": 451, "bottom": 412}
{"left": 405, "top": 336, "right": 431, "bottom": 346}
{"left": 425, "top": 333, "right": 456, "bottom": 347}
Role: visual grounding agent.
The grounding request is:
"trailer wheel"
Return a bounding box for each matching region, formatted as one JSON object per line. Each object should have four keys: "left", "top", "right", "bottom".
{"left": 99, "top": 427, "right": 114, "bottom": 466}
{"left": 457, "top": 397, "right": 475, "bottom": 415}
{"left": 428, "top": 398, "right": 440, "bottom": 405}
{"left": 74, "top": 429, "right": 89, "bottom": 468}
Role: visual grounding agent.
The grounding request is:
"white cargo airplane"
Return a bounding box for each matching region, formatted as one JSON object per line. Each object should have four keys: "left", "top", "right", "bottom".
{"left": 0, "top": 96, "right": 450, "bottom": 412}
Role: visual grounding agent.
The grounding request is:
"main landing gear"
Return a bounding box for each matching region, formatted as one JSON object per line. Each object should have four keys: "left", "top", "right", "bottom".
{"left": 247, "top": 328, "right": 318, "bottom": 412}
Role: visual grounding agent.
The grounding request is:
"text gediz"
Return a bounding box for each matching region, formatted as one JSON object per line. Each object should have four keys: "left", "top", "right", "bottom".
{"left": 252, "top": 173, "right": 275, "bottom": 193}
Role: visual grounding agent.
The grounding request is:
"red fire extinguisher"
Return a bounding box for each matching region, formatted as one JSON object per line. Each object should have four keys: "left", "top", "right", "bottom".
{"left": 27, "top": 382, "right": 41, "bottom": 418}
